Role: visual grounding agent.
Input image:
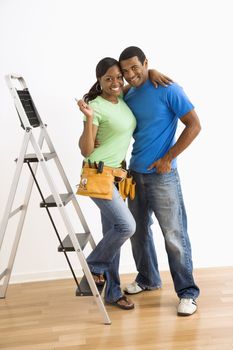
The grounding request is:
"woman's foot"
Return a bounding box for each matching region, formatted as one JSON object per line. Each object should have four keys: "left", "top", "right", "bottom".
{"left": 92, "top": 273, "right": 105, "bottom": 286}
{"left": 109, "top": 295, "right": 135, "bottom": 310}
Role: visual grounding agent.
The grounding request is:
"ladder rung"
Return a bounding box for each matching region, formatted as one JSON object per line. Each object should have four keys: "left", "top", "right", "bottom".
{"left": 76, "top": 276, "right": 105, "bottom": 296}
{"left": 57, "top": 233, "right": 91, "bottom": 252}
{"left": 0, "top": 268, "right": 8, "bottom": 281}
{"left": 9, "top": 205, "right": 24, "bottom": 218}
{"left": 23, "top": 152, "right": 56, "bottom": 163}
{"left": 40, "top": 193, "right": 73, "bottom": 207}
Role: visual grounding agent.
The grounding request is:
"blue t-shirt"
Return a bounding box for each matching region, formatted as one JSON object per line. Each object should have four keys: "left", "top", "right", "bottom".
{"left": 124, "top": 80, "right": 194, "bottom": 173}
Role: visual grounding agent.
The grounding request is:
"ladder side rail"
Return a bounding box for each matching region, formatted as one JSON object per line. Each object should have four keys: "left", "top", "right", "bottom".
{"left": 0, "top": 131, "right": 31, "bottom": 249}
{"left": 0, "top": 201, "right": 28, "bottom": 298}
{"left": 0, "top": 129, "right": 45, "bottom": 298}
{"left": 43, "top": 127, "right": 92, "bottom": 235}
{"left": 30, "top": 134, "right": 111, "bottom": 325}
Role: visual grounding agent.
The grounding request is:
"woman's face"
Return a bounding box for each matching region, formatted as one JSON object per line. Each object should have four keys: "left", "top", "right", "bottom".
{"left": 99, "top": 65, "right": 124, "bottom": 102}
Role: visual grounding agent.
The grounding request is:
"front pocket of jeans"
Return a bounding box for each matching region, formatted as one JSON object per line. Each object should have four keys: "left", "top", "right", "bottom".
{"left": 157, "top": 169, "right": 175, "bottom": 185}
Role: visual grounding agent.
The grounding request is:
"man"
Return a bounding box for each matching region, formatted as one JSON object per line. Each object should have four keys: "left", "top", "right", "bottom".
{"left": 119, "top": 46, "right": 201, "bottom": 316}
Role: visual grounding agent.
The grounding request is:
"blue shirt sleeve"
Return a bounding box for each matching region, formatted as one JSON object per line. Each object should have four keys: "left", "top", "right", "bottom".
{"left": 166, "top": 83, "right": 194, "bottom": 119}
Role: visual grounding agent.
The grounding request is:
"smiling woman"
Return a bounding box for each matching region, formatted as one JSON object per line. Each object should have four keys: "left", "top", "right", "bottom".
{"left": 76, "top": 57, "right": 137, "bottom": 310}
{"left": 79, "top": 58, "right": 136, "bottom": 166}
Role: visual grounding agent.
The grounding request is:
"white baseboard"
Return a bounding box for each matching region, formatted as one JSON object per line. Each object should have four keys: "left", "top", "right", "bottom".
{"left": 9, "top": 269, "right": 83, "bottom": 284}
{"left": 8, "top": 264, "right": 231, "bottom": 285}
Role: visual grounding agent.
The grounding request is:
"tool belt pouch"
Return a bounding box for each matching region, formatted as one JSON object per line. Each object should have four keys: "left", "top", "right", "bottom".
{"left": 76, "top": 167, "right": 114, "bottom": 200}
{"left": 118, "top": 173, "right": 136, "bottom": 200}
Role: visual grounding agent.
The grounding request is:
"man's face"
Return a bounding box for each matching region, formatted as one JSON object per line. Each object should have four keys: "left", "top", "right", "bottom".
{"left": 120, "top": 56, "right": 148, "bottom": 88}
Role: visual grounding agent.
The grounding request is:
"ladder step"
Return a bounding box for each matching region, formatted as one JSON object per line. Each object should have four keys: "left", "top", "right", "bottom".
{"left": 23, "top": 152, "right": 56, "bottom": 163}
{"left": 58, "top": 233, "right": 91, "bottom": 252}
{"left": 76, "top": 276, "right": 105, "bottom": 296}
{"left": 40, "top": 193, "right": 73, "bottom": 207}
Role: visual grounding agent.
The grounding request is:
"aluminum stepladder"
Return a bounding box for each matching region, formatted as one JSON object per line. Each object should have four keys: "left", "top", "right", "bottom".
{"left": 0, "top": 74, "right": 111, "bottom": 325}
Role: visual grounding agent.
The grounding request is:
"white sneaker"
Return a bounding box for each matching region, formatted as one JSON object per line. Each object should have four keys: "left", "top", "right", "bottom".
{"left": 124, "top": 281, "right": 160, "bottom": 295}
{"left": 177, "top": 298, "right": 197, "bottom": 316}
{"left": 124, "top": 281, "right": 145, "bottom": 294}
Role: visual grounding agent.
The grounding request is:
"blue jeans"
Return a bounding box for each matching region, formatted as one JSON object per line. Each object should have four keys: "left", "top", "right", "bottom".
{"left": 87, "top": 185, "right": 136, "bottom": 303}
{"left": 128, "top": 169, "right": 200, "bottom": 299}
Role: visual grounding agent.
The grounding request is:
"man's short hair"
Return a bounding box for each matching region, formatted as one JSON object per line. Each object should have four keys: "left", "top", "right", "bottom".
{"left": 119, "top": 46, "right": 146, "bottom": 65}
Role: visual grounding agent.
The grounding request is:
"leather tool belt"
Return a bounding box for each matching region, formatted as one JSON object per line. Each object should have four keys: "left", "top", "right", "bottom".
{"left": 76, "top": 161, "right": 127, "bottom": 200}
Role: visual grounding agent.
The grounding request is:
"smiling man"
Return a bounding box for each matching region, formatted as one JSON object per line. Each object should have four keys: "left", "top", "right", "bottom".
{"left": 119, "top": 46, "right": 201, "bottom": 316}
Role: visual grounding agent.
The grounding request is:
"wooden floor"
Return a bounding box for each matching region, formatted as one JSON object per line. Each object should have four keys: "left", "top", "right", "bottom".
{"left": 0, "top": 267, "right": 233, "bottom": 350}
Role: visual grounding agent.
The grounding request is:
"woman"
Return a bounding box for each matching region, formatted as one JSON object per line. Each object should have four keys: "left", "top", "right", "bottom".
{"left": 77, "top": 57, "right": 171, "bottom": 309}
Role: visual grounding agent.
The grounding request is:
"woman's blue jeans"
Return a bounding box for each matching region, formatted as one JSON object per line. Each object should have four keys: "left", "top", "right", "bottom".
{"left": 128, "top": 169, "right": 200, "bottom": 299}
{"left": 87, "top": 185, "right": 136, "bottom": 303}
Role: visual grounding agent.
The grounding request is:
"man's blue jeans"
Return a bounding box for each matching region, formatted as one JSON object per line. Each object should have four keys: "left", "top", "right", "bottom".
{"left": 128, "top": 169, "right": 200, "bottom": 299}
{"left": 87, "top": 185, "right": 136, "bottom": 303}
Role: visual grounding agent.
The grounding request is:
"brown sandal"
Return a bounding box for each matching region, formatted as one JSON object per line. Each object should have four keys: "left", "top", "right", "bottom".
{"left": 111, "top": 295, "right": 135, "bottom": 310}
{"left": 92, "top": 273, "right": 105, "bottom": 286}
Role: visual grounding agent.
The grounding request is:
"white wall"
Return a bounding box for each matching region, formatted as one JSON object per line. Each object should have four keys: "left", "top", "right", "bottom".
{"left": 0, "top": 0, "right": 232, "bottom": 283}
